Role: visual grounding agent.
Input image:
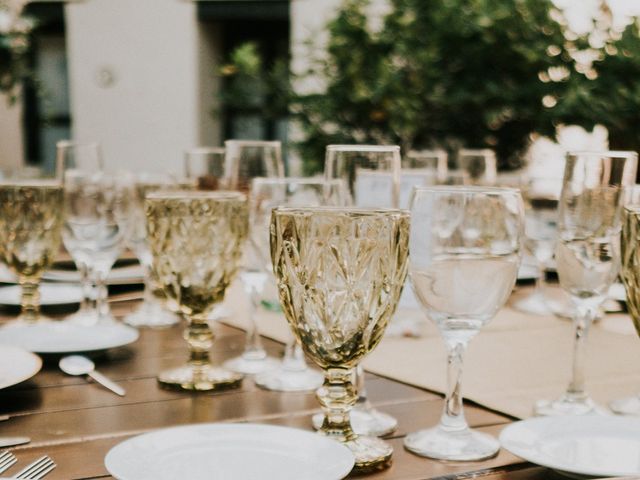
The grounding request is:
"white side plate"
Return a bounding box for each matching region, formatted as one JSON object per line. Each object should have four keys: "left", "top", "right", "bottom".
{"left": 0, "top": 345, "right": 41, "bottom": 389}
{"left": 500, "top": 415, "right": 640, "bottom": 478}
{"left": 105, "top": 423, "right": 354, "bottom": 480}
{"left": 0, "top": 321, "right": 139, "bottom": 354}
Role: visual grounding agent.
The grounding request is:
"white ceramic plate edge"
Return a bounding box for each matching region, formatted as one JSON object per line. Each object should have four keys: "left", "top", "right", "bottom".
{"left": 0, "top": 346, "right": 41, "bottom": 389}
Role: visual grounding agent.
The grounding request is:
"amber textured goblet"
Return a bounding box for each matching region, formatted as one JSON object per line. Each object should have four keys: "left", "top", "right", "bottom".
{"left": 270, "top": 206, "right": 410, "bottom": 472}
{"left": 146, "top": 191, "right": 248, "bottom": 391}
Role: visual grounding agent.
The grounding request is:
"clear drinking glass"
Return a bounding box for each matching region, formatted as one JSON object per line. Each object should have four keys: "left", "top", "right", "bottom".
{"left": 62, "top": 170, "right": 133, "bottom": 324}
{"left": 147, "top": 191, "right": 249, "bottom": 391}
{"left": 123, "top": 173, "right": 191, "bottom": 328}
{"left": 270, "top": 206, "right": 410, "bottom": 472}
{"left": 223, "top": 140, "right": 284, "bottom": 375}
{"left": 249, "top": 177, "right": 349, "bottom": 392}
{"left": 0, "top": 177, "right": 64, "bottom": 323}
{"left": 404, "top": 149, "right": 448, "bottom": 183}
{"left": 56, "top": 141, "right": 103, "bottom": 323}
{"left": 534, "top": 151, "right": 638, "bottom": 416}
{"left": 184, "top": 147, "right": 227, "bottom": 190}
{"left": 456, "top": 149, "right": 497, "bottom": 186}
{"left": 323, "top": 144, "right": 402, "bottom": 436}
{"left": 616, "top": 203, "right": 640, "bottom": 415}
{"left": 405, "top": 186, "right": 524, "bottom": 461}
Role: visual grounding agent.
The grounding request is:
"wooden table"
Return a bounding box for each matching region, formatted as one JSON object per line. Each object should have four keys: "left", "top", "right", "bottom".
{"left": 0, "top": 296, "right": 570, "bottom": 480}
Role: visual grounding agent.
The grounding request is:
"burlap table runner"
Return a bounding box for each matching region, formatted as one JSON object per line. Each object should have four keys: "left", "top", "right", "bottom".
{"left": 220, "top": 281, "right": 640, "bottom": 419}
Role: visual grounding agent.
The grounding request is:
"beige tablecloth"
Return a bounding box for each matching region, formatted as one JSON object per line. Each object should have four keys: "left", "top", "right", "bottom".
{"left": 221, "top": 281, "right": 640, "bottom": 419}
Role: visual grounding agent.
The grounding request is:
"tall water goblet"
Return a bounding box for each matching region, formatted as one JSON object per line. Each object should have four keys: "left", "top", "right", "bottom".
{"left": 616, "top": 204, "right": 640, "bottom": 415}
{"left": 123, "top": 173, "right": 191, "bottom": 328}
{"left": 405, "top": 186, "right": 524, "bottom": 461}
{"left": 534, "top": 151, "right": 637, "bottom": 416}
{"left": 56, "top": 140, "right": 103, "bottom": 323}
{"left": 250, "top": 177, "right": 349, "bottom": 392}
{"left": 147, "top": 191, "right": 248, "bottom": 391}
{"left": 0, "top": 178, "right": 64, "bottom": 323}
{"left": 62, "top": 170, "right": 133, "bottom": 324}
{"left": 184, "top": 147, "right": 227, "bottom": 190}
{"left": 271, "top": 206, "right": 410, "bottom": 471}
{"left": 323, "top": 144, "right": 402, "bottom": 436}
{"left": 223, "top": 140, "right": 284, "bottom": 375}
{"left": 456, "top": 149, "right": 497, "bottom": 186}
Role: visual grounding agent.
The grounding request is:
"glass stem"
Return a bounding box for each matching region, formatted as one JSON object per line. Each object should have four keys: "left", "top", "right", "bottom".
{"left": 567, "top": 303, "right": 596, "bottom": 400}
{"left": 19, "top": 277, "right": 40, "bottom": 323}
{"left": 142, "top": 266, "right": 155, "bottom": 305}
{"left": 355, "top": 365, "right": 372, "bottom": 411}
{"left": 533, "top": 260, "right": 545, "bottom": 298}
{"left": 440, "top": 339, "right": 469, "bottom": 432}
{"left": 243, "top": 275, "right": 266, "bottom": 360}
{"left": 186, "top": 313, "right": 213, "bottom": 368}
{"left": 78, "top": 263, "right": 93, "bottom": 313}
{"left": 282, "top": 336, "right": 307, "bottom": 372}
{"left": 95, "top": 275, "right": 110, "bottom": 323}
{"left": 317, "top": 367, "right": 357, "bottom": 442}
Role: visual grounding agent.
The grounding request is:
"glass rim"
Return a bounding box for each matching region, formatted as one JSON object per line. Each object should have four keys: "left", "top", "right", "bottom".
{"left": 252, "top": 177, "right": 344, "bottom": 187}
{"left": 145, "top": 190, "right": 246, "bottom": 202}
{"left": 411, "top": 185, "right": 520, "bottom": 195}
{"left": 185, "top": 147, "right": 225, "bottom": 155}
{"left": 326, "top": 144, "right": 400, "bottom": 153}
{"left": 272, "top": 206, "right": 409, "bottom": 216}
{"left": 224, "top": 140, "right": 282, "bottom": 148}
{"left": 567, "top": 150, "right": 638, "bottom": 159}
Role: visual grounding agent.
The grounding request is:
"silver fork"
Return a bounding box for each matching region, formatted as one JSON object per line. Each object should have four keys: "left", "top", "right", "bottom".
{"left": 13, "top": 456, "right": 56, "bottom": 479}
{"left": 0, "top": 451, "right": 17, "bottom": 474}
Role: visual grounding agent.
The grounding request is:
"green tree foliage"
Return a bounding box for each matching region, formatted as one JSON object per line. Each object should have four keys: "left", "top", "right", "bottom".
{"left": 218, "top": 0, "right": 640, "bottom": 174}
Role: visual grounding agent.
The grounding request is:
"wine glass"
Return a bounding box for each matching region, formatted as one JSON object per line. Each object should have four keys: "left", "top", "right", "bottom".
{"left": 456, "top": 149, "right": 497, "bottom": 186}
{"left": 223, "top": 140, "right": 284, "bottom": 375}
{"left": 534, "top": 151, "right": 638, "bottom": 416}
{"left": 147, "top": 190, "right": 248, "bottom": 391}
{"left": 250, "top": 177, "right": 349, "bottom": 392}
{"left": 62, "top": 170, "right": 133, "bottom": 324}
{"left": 405, "top": 186, "right": 524, "bottom": 461}
{"left": 322, "top": 144, "right": 401, "bottom": 436}
{"left": 404, "top": 149, "right": 448, "bottom": 183}
{"left": 123, "top": 173, "right": 192, "bottom": 328}
{"left": 270, "top": 206, "right": 410, "bottom": 471}
{"left": 56, "top": 140, "right": 103, "bottom": 323}
{"left": 616, "top": 202, "right": 640, "bottom": 415}
{"left": 184, "top": 147, "right": 227, "bottom": 190}
{"left": 0, "top": 176, "right": 64, "bottom": 323}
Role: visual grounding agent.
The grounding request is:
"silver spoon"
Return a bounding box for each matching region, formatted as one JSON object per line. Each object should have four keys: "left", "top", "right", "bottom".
{"left": 59, "top": 355, "right": 126, "bottom": 396}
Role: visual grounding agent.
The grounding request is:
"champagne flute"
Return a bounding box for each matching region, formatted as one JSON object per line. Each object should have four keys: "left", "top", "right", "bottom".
{"left": 56, "top": 141, "right": 103, "bottom": 324}
{"left": 322, "top": 144, "right": 402, "bottom": 436}
{"left": 123, "top": 173, "right": 192, "bottom": 328}
{"left": 223, "top": 140, "right": 284, "bottom": 375}
{"left": 0, "top": 176, "right": 64, "bottom": 323}
{"left": 147, "top": 191, "right": 248, "bottom": 391}
{"left": 456, "top": 149, "right": 497, "bottom": 186}
{"left": 616, "top": 203, "right": 640, "bottom": 415}
{"left": 270, "top": 206, "right": 409, "bottom": 471}
{"left": 534, "top": 151, "right": 637, "bottom": 416}
{"left": 405, "top": 186, "right": 524, "bottom": 461}
{"left": 184, "top": 147, "right": 227, "bottom": 190}
{"left": 62, "top": 170, "right": 133, "bottom": 324}
{"left": 250, "top": 177, "right": 349, "bottom": 392}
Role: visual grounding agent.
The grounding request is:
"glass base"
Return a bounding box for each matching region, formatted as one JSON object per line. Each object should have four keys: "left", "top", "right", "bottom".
{"left": 255, "top": 365, "right": 324, "bottom": 392}
{"left": 404, "top": 426, "right": 500, "bottom": 461}
{"left": 512, "top": 291, "right": 553, "bottom": 316}
{"left": 157, "top": 364, "right": 243, "bottom": 392}
{"left": 124, "top": 301, "right": 180, "bottom": 328}
{"left": 223, "top": 352, "right": 280, "bottom": 375}
{"left": 609, "top": 394, "right": 640, "bottom": 415}
{"left": 342, "top": 435, "right": 393, "bottom": 473}
{"left": 534, "top": 393, "right": 608, "bottom": 416}
{"left": 312, "top": 405, "right": 398, "bottom": 437}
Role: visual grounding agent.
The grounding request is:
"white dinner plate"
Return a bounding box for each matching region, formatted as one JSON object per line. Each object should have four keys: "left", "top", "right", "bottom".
{"left": 500, "top": 415, "right": 640, "bottom": 478}
{"left": 0, "top": 345, "right": 41, "bottom": 389}
{"left": 43, "top": 264, "right": 144, "bottom": 285}
{"left": 105, "top": 423, "right": 355, "bottom": 480}
{"left": 0, "top": 283, "right": 82, "bottom": 306}
{"left": 0, "top": 321, "right": 139, "bottom": 354}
